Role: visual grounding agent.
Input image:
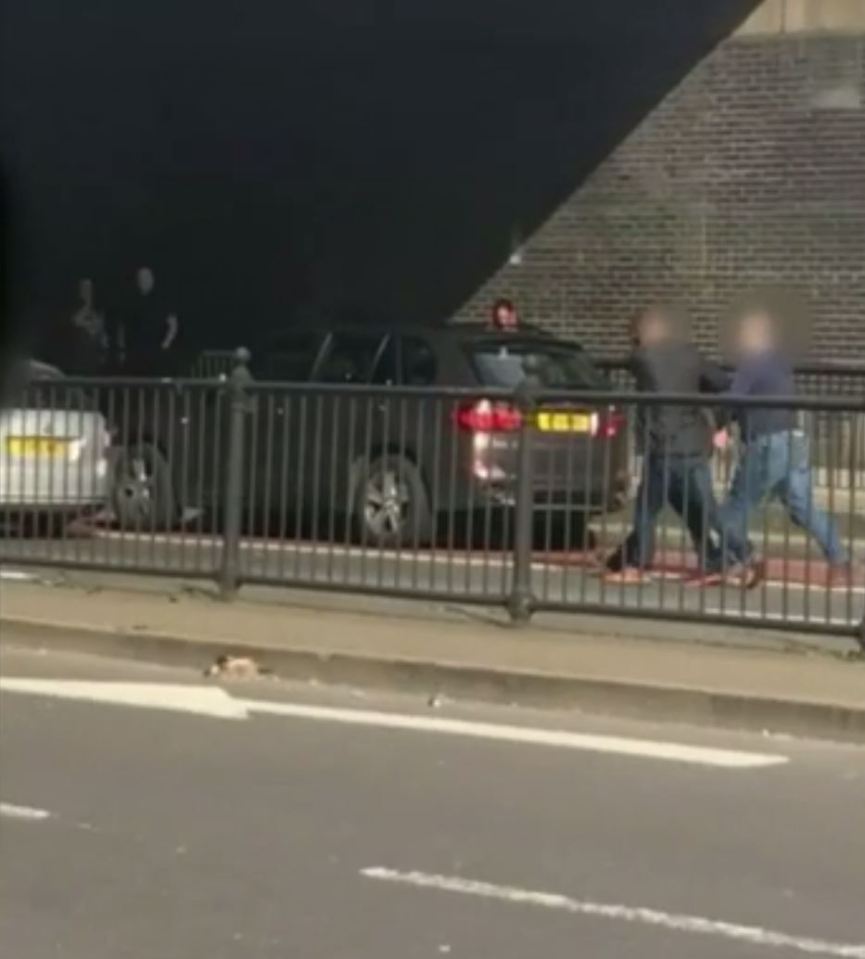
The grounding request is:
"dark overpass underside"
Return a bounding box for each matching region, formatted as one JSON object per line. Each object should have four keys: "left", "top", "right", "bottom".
{"left": 2, "top": 0, "right": 760, "bottom": 351}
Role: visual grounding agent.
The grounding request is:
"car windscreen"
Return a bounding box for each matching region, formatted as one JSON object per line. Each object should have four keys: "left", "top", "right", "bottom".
{"left": 469, "top": 341, "right": 608, "bottom": 390}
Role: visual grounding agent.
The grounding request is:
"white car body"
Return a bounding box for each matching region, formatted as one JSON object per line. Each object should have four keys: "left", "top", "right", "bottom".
{"left": 0, "top": 366, "right": 111, "bottom": 512}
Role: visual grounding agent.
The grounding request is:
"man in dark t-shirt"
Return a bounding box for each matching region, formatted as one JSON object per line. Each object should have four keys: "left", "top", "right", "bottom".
{"left": 120, "top": 266, "right": 180, "bottom": 375}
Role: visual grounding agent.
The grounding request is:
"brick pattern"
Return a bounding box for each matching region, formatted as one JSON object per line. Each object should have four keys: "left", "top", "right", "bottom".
{"left": 456, "top": 34, "right": 865, "bottom": 362}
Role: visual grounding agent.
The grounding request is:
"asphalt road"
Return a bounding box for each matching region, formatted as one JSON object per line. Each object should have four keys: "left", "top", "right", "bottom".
{"left": 1, "top": 530, "right": 862, "bottom": 630}
{"left": 2, "top": 646, "right": 865, "bottom": 959}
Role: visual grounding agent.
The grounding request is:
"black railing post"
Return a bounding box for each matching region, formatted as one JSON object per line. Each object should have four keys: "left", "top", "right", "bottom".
{"left": 508, "top": 370, "right": 539, "bottom": 624}
{"left": 219, "top": 347, "right": 252, "bottom": 599}
{"left": 856, "top": 396, "right": 865, "bottom": 654}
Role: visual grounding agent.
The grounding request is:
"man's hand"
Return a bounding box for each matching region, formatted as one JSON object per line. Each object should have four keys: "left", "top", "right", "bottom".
{"left": 161, "top": 314, "right": 179, "bottom": 350}
{"left": 713, "top": 428, "right": 730, "bottom": 451}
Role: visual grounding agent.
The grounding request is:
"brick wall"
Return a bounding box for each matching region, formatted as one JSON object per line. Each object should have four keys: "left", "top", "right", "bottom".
{"left": 456, "top": 32, "right": 865, "bottom": 362}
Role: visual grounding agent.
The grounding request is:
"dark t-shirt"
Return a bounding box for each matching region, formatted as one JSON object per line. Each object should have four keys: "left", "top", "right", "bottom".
{"left": 728, "top": 350, "right": 796, "bottom": 439}
{"left": 124, "top": 291, "right": 172, "bottom": 375}
{"left": 43, "top": 316, "right": 106, "bottom": 375}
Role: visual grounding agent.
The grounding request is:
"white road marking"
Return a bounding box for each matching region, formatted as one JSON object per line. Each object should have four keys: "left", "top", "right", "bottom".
{"left": 1, "top": 802, "right": 52, "bottom": 821}
{"left": 361, "top": 868, "right": 865, "bottom": 958}
{"left": 0, "top": 677, "right": 787, "bottom": 768}
{"left": 240, "top": 697, "right": 788, "bottom": 768}
{"left": 0, "top": 679, "right": 248, "bottom": 720}
{"left": 0, "top": 568, "right": 39, "bottom": 582}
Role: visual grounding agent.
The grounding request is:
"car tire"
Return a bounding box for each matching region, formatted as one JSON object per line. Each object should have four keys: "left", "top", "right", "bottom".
{"left": 354, "top": 454, "right": 432, "bottom": 549}
{"left": 112, "top": 443, "right": 177, "bottom": 531}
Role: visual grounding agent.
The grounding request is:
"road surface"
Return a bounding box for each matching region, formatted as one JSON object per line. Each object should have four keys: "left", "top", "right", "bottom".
{"left": 2, "top": 645, "right": 864, "bottom": 958}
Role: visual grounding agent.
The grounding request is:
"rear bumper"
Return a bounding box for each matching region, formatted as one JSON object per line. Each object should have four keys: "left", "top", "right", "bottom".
{"left": 0, "top": 470, "right": 111, "bottom": 510}
{"left": 462, "top": 475, "right": 630, "bottom": 514}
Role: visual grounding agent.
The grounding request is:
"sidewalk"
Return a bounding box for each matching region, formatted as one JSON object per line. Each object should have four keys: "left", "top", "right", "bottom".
{"left": 593, "top": 499, "right": 865, "bottom": 549}
{"left": 588, "top": 501, "right": 864, "bottom": 584}
{"left": 544, "top": 547, "right": 865, "bottom": 588}
{"left": 1, "top": 575, "right": 863, "bottom": 742}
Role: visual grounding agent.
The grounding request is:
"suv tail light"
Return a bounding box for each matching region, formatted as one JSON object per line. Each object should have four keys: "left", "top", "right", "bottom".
{"left": 592, "top": 410, "right": 625, "bottom": 439}
{"left": 454, "top": 400, "right": 523, "bottom": 433}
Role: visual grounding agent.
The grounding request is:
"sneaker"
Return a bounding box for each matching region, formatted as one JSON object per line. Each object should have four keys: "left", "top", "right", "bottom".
{"left": 687, "top": 569, "right": 725, "bottom": 588}
{"left": 827, "top": 562, "right": 858, "bottom": 589}
{"left": 603, "top": 567, "right": 652, "bottom": 585}
{"left": 689, "top": 560, "right": 763, "bottom": 590}
{"left": 736, "top": 560, "right": 765, "bottom": 590}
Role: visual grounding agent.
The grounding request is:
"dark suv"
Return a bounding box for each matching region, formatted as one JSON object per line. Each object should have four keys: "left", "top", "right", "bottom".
{"left": 117, "top": 324, "right": 629, "bottom": 547}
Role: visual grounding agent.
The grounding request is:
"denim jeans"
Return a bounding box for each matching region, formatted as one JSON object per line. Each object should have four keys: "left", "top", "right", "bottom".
{"left": 610, "top": 452, "right": 723, "bottom": 573}
{"left": 719, "top": 430, "right": 847, "bottom": 566}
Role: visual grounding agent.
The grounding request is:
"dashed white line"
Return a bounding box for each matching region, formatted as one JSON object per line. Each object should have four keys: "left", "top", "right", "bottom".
{"left": 361, "top": 868, "right": 865, "bottom": 958}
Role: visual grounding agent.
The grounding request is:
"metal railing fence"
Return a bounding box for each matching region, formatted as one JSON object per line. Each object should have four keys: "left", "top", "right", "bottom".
{"left": 1, "top": 355, "right": 863, "bottom": 644}
{"left": 597, "top": 359, "right": 865, "bottom": 495}
{"left": 596, "top": 358, "right": 865, "bottom": 396}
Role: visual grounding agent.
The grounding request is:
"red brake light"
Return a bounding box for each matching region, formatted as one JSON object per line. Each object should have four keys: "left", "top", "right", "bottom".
{"left": 593, "top": 410, "right": 625, "bottom": 439}
{"left": 455, "top": 400, "right": 523, "bottom": 433}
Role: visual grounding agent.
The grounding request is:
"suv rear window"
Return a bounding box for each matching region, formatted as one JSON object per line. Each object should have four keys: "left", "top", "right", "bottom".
{"left": 470, "top": 341, "right": 607, "bottom": 389}
{"left": 259, "top": 331, "right": 324, "bottom": 381}
{"left": 315, "top": 333, "right": 386, "bottom": 384}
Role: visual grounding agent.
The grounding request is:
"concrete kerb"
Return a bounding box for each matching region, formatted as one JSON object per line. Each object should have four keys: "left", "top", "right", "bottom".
{"left": 3, "top": 564, "right": 860, "bottom": 658}
{"left": 3, "top": 612, "right": 865, "bottom": 745}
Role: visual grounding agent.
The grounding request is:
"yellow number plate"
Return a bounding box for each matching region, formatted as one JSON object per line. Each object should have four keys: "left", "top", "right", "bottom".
{"left": 5, "top": 437, "right": 70, "bottom": 458}
{"left": 536, "top": 411, "right": 592, "bottom": 433}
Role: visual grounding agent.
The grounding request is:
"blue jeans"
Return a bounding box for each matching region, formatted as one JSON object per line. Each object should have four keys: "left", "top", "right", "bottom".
{"left": 719, "top": 430, "right": 847, "bottom": 566}
{"left": 610, "top": 452, "right": 724, "bottom": 573}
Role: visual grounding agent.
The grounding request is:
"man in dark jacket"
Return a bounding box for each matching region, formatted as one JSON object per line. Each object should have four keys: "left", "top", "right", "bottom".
{"left": 605, "top": 305, "right": 734, "bottom": 584}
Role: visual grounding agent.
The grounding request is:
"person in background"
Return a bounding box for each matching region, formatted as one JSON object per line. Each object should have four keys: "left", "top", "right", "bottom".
{"left": 707, "top": 306, "right": 851, "bottom": 586}
{"left": 41, "top": 278, "right": 108, "bottom": 374}
{"left": 70, "top": 277, "right": 109, "bottom": 371}
{"left": 120, "top": 266, "right": 180, "bottom": 375}
{"left": 605, "top": 304, "right": 736, "bottom": 585}
{"left": 489, "top": 297, "right": 519, "bottom": 332}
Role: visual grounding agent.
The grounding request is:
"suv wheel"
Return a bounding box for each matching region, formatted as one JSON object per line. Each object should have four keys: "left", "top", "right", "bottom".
{"left": 355, "top": 455, "right": 431, "bottom": 548}
{"left": 113, "top": 444, "right": 177, "bottom": 531}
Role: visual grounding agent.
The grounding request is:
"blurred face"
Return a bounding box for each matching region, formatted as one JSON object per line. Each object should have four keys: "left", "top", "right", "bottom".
{"left": 493, "top": 304, "right": 517, "bottom": 330}
{"left": 637, "top": 310, "right": 669, "bottom": 346}
{"left": 738, "top": 310, "right": 775, "bottom": 354}
{"left": 137, "top": 267, "right": 155, "bottom": 294}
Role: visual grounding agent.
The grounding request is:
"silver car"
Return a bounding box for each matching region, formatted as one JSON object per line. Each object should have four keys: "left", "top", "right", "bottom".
{"left": 0, "top": 361, "right": 111, "bottom": 516}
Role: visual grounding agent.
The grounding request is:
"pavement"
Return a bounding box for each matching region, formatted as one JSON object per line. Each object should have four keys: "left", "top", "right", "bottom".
{"left": 1, "top": 525, "right": 863, "bottom": 634}
{"left": 2, "top": 646, "right": 865, "bottom": 959}
{"left": 1, "top": 572, "right": 863, "bottom": 742}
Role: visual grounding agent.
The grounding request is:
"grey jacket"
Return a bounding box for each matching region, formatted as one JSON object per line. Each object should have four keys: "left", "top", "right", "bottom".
{"left": 630, "top": 341, "right": 730, "bottom": 457}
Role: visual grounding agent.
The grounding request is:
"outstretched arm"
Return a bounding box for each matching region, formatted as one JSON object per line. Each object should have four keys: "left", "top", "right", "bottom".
{"left": 698, "top": 356, "right": 730, "bottom": 394}
{"left": 698, "top": 355, "right": 732, "bottom": 433}
{"left": 162, "top": 313, "right": 179, "bottom": 350}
